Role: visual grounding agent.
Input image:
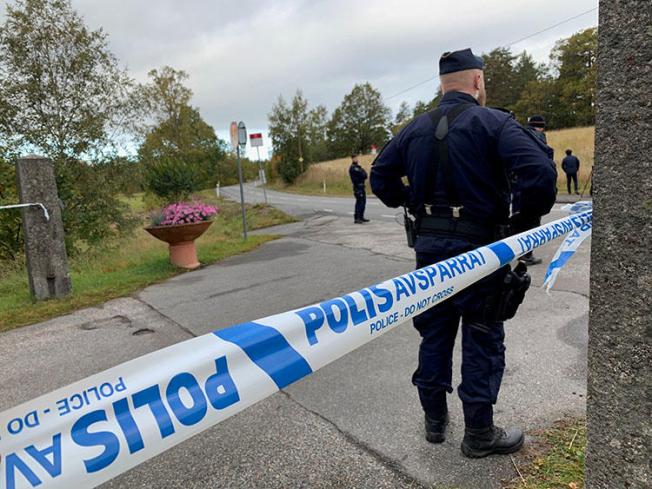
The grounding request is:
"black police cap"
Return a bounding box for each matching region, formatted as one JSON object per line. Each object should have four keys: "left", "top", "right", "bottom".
{"left": 527, "top": 115, "right": 546, "bottom": 128}
{"left": 439, "top": 48, "right": 484, "bottom": 75}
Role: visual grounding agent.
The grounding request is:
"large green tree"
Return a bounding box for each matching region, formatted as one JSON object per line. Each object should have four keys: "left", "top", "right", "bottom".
{"left": 327, "top": 82, "right": 391, "bottom": 156}
{"left": 483, "top": 47, "right": 518, "bottom": 108}
{"left": 0, "top": 0, "right": 133, "bottom": 161}
{"left": 137, "top": 67, "right": 226, "bottom": 201}
{"left": 0, "top": 0, "right": 137, "bottom": 255}
{"left": 513, "top": 28, "right": 597, "bottom": 128}
{"left": 551, "top": 27, "right": 597, "bottom": 127}
{"left": 268, "top": 91, "right": 326, "bottom": 183}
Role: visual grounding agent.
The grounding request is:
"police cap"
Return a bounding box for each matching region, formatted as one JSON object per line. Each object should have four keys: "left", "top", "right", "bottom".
{"left": 439, "top": 48, "right": 484, "bottom": 75}
{"left": 527, "top": 114, "right": 546, "bottom": 128}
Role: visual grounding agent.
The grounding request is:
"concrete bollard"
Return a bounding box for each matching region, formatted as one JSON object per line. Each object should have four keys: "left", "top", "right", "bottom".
{"left": 15, "top": 155, "right": 72, "bottom": 300}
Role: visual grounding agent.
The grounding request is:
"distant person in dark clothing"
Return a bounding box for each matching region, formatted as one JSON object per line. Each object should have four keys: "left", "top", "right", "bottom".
{"left": 515, "top": 114, "right": 553, "bottom": 266}
{"left": 349, "top": 155, "right": 369, "bottom": 223}
{"left": 562, "top": 149, "right": 580, "bottom": 195}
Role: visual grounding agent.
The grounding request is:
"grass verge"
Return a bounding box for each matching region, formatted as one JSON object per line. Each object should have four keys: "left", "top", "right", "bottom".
{"left": 0, "top": 190, "right": 295, "bottom": 332}
{"left": 505, "top": 418, "right": 586, "bottom": 489}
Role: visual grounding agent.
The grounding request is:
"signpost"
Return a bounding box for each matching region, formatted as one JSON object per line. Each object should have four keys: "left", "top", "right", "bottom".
{"left": 249, "top": 132, "right": 268, "bottom": 204}
{"left": 232, "top": 121, "right": 248, "bottom": 240}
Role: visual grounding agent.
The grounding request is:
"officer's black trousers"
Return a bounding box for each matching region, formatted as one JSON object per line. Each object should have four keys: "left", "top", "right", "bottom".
{"left": 566, "top": 172, "right": 578, "bottom": 193}
{"left": 412, "top": 240, "right": 507, "bottom": 429}
{"left": 353, "top": 188, "right": 366, "bottom": 220}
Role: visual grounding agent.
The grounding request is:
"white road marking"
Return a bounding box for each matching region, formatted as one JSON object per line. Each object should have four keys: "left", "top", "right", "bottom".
{"left": 381, "top": 214, "right": 396, "bottom": 218}
{"left": 347, "top": 211, "right": 354, "bottom": 215}
{"left": 323, "top": 209, "right": 334, "bottom": 212}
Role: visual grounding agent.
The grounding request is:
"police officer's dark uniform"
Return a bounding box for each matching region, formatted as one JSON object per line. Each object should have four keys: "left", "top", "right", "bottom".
{"left": 370, "top": 49, "right": 557, "bottom": 457}
{"left": 562, "top": 149, "right": 580, "bottom": 194}
{"left": 349, "top": 156, "right": 369, "bottom": 223}
{"left": 517, "top": 115, "right": 553, "bottom": 266}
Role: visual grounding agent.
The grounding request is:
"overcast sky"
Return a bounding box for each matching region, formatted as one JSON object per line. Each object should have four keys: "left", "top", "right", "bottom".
{"left": 1, "top": 0, "right": 598, "bottom": 158}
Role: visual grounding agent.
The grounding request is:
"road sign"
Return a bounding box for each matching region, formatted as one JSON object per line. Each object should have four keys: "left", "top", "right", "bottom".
{"left": 249, "top": 133, "right": 263, "bottom": 147}
{"left": 237, "top": 121, "right": 247, "bottom": 147}
{"left": 229, "top": 121, "right": 238, "bottom": 150}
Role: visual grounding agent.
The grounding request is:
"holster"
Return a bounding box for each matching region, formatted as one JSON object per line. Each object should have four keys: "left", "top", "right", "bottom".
{"left": 482, "top": 262, "right": 531, "bottom": 321}
{"left": 404, "top": 208, "right": 417, "bottom": 248}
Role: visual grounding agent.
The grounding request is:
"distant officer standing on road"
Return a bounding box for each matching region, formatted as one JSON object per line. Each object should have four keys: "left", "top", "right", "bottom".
{"left": 349, "top": 155, "right": 369, "bottom": 224}
{"left": 371, "top": 49, "right": 557, "bottom": 458}
{"left": 562, "top": 149, "right": 580, "bottom": 195}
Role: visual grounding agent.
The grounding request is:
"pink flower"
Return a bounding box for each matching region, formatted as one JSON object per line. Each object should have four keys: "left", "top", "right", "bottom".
{"left": 156, "top": 201, "right": 219, "bottom": 226}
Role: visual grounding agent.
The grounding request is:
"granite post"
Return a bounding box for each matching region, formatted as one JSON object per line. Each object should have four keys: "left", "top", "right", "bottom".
{"left": 586, "top": 2, "right": 651, "bottom": 488}
{"left": 15, "top": 155, "right": 72, "bottom": 300}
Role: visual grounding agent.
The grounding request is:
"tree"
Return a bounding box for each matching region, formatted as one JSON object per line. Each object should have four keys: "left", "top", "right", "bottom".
{"left": 268, "top": 91, "right": 324, "bottom": 183}
{"left": 392, "top": 101, "right": 412, "bottom": 134}
{"left": 307, "top": 104, "right": 330, "bottom": 162}
{"left": 132, "top": 66, "right": 193, "bottom": 134}
{"left": 0, "top": 0, "right": 133, "bottom": 162}
{"left": 136, "top": 67, "right": 227, "bottom": 200}
{"left": 483, "top": 47, "right": 517, "bottom": 108}
{"left": 513, "top": 51, "right": 542, "bottom": 99}
{"left": 413, "top": 93, "right": 441, "bottom": 117}
{"left": 551, "top": 27, "right": 597, "bottom": 127}
{"left": 139, "top": 106, "right": 225, "bottom": 201}
{"left": 0, "top": 0, "right": 137, "bottom": 255}
{"left": 513, "top": 77, "right": 563, "bottom": 127}
{"left": 327, "top": 82, "right": 391, "bottom": 156}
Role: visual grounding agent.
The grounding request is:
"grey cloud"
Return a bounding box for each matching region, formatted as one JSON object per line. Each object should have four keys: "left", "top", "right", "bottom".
{"left": 1, "top": 0, "right": 598, "bottom": 147}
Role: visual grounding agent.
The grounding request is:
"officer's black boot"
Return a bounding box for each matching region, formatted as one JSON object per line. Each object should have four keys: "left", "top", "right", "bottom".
{"left": 461, "top": 425, "right": 524, "bottom": 458}
{"left": 520, "top": 251, "right": 542, "bottom": 266}
{"left": 424, "top": 412, "right": 449, "bottom": 444}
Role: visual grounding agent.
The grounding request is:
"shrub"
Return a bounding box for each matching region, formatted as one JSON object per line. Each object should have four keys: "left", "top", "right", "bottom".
{"left": 278, "top": 158, "right": 303, "bottom": 184}
{"left": 0, "top": 160, "right": 22, "bottom": 261}
{"left": 55, "top": 160, "right": 138, "bottom": 254}
{"left": 143, "top": 158, "right": 200, "bottom": 202}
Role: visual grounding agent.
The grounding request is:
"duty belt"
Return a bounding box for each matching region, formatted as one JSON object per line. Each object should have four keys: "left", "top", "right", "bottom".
{"left": 416, "top": 215, "right": 507, "bottom": 244}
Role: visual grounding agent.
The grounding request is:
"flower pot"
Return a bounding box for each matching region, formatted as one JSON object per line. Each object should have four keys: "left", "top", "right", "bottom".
{"left": 145, "top": 221, "right": 213, "bottom": 269}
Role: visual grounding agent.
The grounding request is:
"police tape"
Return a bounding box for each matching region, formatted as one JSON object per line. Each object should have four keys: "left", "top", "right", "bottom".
{"left": 0, "top": 210, "right": 592, "bottom": 489}
{"left": 543, "top": 202, "right": 593, "bottom": 292}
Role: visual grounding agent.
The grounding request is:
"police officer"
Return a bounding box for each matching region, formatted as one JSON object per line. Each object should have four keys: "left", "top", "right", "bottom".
{"left": 526, "top": 115, "right": 548, "bottom": 143}
{"left": 349, "top": 154, "right": 369, "bottom": 223}
{"left": 370, "top": 49, "right": 557, "bottom": 457}
{"left": 517, "top": 114, "right": 553, "bottom": 266}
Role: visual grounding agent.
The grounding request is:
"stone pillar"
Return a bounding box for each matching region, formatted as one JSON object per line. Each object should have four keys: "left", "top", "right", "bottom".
{"left": 15, "top": 155, "right": 72, "bottom": 300}
{"left": 586, "top": 2, "right": 651, "bottom": 488}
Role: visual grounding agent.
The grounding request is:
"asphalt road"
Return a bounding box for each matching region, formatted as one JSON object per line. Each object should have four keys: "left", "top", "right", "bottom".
{"left": 220, "top": 183, "right": 406, "bottom": 222}
{"left": 0, "top": 188, "right": 591, "bottom": 489}
{"left": 221, "top": 182, "right": 581, "bottom": 225}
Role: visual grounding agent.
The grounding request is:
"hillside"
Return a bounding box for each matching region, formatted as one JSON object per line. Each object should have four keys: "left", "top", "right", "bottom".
{"left": 272, "top": 126, "right": 595, "bottom": 196}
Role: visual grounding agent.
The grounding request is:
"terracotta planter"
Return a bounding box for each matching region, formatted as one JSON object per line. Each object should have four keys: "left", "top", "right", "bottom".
{"left": 145, "top": 221, "right": 213, "bottom": 269}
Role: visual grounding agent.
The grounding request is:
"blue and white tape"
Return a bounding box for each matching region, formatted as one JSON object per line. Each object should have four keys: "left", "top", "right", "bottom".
{"left": 543, "top": 202, "right": 593, "bottom": 292}
{"left": 0, "top": 210, "right": 592, "bottom": 489}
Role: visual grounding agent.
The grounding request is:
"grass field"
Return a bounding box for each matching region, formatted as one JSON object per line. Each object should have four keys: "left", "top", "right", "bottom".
{"left": 0, "top": 190, "right": 295, "bottom": 332}
{"left": 272, "top": 126, "right": 595, "bottom": 196}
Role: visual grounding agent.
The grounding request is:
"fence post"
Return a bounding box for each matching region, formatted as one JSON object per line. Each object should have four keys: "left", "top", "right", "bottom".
{"left": 15, "top": 155, "right": 72, "bottom": 300}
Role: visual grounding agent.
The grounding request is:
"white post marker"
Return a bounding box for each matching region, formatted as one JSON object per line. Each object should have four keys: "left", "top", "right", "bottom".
{"left": 249, "top": 133, "right": 267, "bottom": 204}
{"left": 0, "top": 211, "right": 592, "bottom": 489}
